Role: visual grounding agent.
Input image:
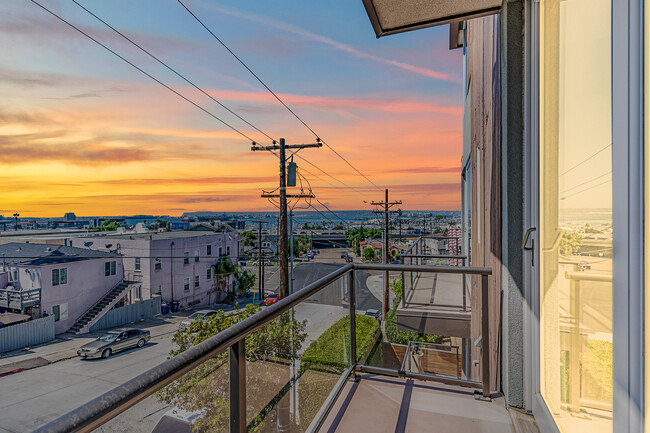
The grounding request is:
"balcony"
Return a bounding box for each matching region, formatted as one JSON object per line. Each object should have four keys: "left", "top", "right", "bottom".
{"left": 0, "top": 287, "right": 41, "bottom": 310}
{"left": 33, "top": 261, "right": 531, "bottom": 433}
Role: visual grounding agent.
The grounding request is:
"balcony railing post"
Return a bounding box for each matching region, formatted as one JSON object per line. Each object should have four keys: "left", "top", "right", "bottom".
{"left": 481, "top": 273, "right": 490, "bottom": 400}
{"left": 349, "top": 270, "right": 357, "bottom": 371}
{"left": 230, "top": 338, "right": 246, "bottom": 433}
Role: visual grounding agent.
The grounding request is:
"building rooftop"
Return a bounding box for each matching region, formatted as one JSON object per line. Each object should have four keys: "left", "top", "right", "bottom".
{"left": 88, "top": 230, "right": 235, "bottom": 241}
{"left": 0, "top": 242, "right": 117, "bottom": 266}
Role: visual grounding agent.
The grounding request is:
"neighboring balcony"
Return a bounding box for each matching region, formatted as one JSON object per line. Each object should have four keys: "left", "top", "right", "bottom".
{"left": 33, "top": 261, "right": 534, "bottom": 433}
{"left": 0, "top": 287, "right": 41, "bottom": 310}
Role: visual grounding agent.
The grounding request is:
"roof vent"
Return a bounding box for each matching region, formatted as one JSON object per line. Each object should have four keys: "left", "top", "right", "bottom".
{"left": 46, "top": 247, "right": 52, "bottom": 252}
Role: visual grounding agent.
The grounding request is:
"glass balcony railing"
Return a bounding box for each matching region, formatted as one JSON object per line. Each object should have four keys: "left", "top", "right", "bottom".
{"left": 34, "top": 262, "right": 492, "bottom": 433}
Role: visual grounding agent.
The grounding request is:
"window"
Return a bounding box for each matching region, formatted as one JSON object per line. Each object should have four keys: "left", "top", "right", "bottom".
{"left": 52, "top": 268, "right": 67, "bottom": 285}
{"left": 183, "top": 252, "right": 189, "bottom": 265}
{"left": 127, "top": 330, "right": 139, "bottom": 338}
{"left": 154, "top": 285, "right": 162, "bottom": 295}
{"left": 219, "top": 247, "right": 222, "bottom": 256}
{"left": 9, "top": 269, "right": 17, "bottom": 282}
{"left": 135, "top": 257, "right": 141, "bottom": 271}
{"left": 194, "top": 250, "right": 199, "bottom": 262}
{"left": 194, "top": 275, "right": 199, "bottom": 287}
{"left": 184, "top": 278, "right": 190, "bottom": 291}
{"left": 226, "top": 246, "right": 231, "bottom": 256}
{"left": 206, "top": 268, "right": 212, "bottom": 280}
{"left": 207, "top": 245, "right": 212, "bottom": 256}
{"left": 155, "top": 257, "right": 162, "bottom": 270}
{"left": 105, "top": 261, "right": 116, "bottom": 276}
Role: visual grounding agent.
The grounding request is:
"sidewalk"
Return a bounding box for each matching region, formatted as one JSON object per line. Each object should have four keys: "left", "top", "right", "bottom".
{"left": 0, "top": 295, "right": 261, "bottom": 374}
{"left": 0, "top": 312, "right": 189, "bottom": 374}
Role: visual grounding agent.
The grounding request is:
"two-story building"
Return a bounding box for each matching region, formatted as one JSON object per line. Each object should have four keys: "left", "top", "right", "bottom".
{"left": 0, "top": 243, "right": 124, "bottom": 334}
{"left": 75, "top": 226, "right": 240, "bottom": 308}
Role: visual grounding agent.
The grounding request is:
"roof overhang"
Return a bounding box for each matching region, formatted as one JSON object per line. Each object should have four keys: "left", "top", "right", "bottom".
{"left": 362, "top": 0, "right": 502, "bottom": 38}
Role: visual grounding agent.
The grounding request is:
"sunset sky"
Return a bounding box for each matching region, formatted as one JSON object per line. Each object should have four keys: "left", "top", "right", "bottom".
{"left": 1, "top": 0, "right": 463, "bottom": 217}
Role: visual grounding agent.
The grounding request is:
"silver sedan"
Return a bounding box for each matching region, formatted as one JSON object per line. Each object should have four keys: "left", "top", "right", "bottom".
{"left": 77, "top": 328, "right": 151, "bottom": 359}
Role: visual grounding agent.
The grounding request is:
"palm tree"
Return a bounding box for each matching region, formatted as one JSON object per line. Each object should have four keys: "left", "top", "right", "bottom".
{"left": 13, "top": 213, "right": 19, "bottom": 231}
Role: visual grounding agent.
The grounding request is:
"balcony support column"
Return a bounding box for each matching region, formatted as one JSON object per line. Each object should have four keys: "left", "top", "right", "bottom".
{"left": 349, "top": 271, "right": 357, "bottom": 371}
{"left": 480, "top": 274, "right": 491, "bottom": 400}
{"left": 230, "top": 339, "right": 246, "bottom": 433}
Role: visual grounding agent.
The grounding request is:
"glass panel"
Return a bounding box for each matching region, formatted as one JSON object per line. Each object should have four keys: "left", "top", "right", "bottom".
{"left": 539, "top": 0, "right": 612, "bottom": 431}
{"left": 91, "top": 349, "right": 229, "bottom": 433}
{"left": 247, "top": 279, "right": 351, "bottom": 432}
{"left": 369, "top": 259, "right": 466, "bottom": 380}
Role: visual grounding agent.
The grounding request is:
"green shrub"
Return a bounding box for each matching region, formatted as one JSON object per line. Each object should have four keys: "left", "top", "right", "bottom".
{"left": 302, "top": 315, "right": 380, "bottom": 367}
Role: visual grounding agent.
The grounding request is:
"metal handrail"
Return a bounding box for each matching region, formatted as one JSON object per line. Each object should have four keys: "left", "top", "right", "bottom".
{"left": 34, "top": 262, "right": 493, "bottom": 433}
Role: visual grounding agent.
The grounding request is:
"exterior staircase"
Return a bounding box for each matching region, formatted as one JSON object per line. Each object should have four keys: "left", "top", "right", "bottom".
{"left": 68, "top": 281, "right": 134, "bottom": 335}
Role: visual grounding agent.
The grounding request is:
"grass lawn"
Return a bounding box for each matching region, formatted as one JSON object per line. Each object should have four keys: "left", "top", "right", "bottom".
{"left": 301, "top": 315, "right": 380, "bottom": 367}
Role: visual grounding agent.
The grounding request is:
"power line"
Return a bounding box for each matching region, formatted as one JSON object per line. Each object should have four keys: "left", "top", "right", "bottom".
{"left": 560, "top": 143, "right": 611, "bottom": 177}
{"left": 177, "top": 0, "right": 381, "bottom": 191}
{"left": 315, "top": 198, "right": 350, "bottom": 228}
{"left": 71, "top": 0, "right": 275, "bottom": 145}
{"left": 561, "top": 179, "right": 610, "bottom": 200}
{"left": 560, "top": 171, "right": 611, "bottom": 195}
{"left": 30, "top": 0, "right": 258, "bottom": 144}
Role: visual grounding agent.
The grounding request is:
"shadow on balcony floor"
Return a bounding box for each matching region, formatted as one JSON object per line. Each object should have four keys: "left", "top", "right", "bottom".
{"left": 320, "top": 374, "right": 515, "bottom": 433}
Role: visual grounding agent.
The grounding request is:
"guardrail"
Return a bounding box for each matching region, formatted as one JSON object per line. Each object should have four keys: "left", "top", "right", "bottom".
{"left": 401, "top": 238, "right": 469, "bottom": 311}
{"left": 34, "top": 262, "right": 492, "bottom": 433}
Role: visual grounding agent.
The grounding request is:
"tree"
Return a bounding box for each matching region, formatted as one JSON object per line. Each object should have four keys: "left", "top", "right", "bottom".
{"left": 12, "top": 212, "right": 19, "bottom": 231}
{"left": 434, "top": 214, "right": 443, "bottom": 229}
{"left": 345, "top": 226, "right": 382, "bottom": 255}
{"left": 363, "top": 247, "right": 375, "bottom": 262}
{"left": 292, "top": 235, "right": 310, "bottom": 257}
{"left": 560, "top": 231, "right": 583, "bottom": 256}
{"left": 157, "top": 303, "right": 307, "bottom": 433}
{"left": 241, "top": 230, "right": 257, "bottom": 247}
{"left": 100, "top": 220, "right": 119, "bottom": 231}
{"left": 236, "top": 268, "right": 256, "bottom": 294}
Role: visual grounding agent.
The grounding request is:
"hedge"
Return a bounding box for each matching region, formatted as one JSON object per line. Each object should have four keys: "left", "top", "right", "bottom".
{"left": 302, "top": 315, "right": 380, "bottom": 367}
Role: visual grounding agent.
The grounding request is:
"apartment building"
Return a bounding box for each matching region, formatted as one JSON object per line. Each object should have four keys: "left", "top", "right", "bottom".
{"left": 75, "top": 226, "right": 240, "bottom": 308}
{"left": 0, "top": 243, "right": 123, "bottom": 334}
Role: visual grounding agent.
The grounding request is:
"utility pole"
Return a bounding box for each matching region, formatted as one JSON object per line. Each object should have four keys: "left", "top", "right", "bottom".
{"left": 371, "top": 189, "right": 402, "bottom": 318}
{"left": 289, "top": 209, "right": 294, "bottom": 295}
{"left": 252, "top": 138, "right": 321, "bottom": 298}
{"left": 252, "top": 221, "right": 267, "bottom": 302}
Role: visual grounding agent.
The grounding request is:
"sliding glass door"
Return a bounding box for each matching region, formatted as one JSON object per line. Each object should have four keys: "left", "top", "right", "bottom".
{"left": 538, "top": 0, "right": 612, "bottom": 432}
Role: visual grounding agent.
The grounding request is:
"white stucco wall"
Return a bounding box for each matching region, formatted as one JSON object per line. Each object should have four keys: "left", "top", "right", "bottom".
{"left": 6, "top": 258, "right": 124, "bottom": 334}
{"left": 76, "top": 232, "right": 240, "bottom": 308}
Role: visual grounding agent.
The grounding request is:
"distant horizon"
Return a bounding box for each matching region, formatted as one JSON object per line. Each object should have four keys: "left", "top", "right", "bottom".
{"left": 2, "top": 209, "right": 462, "bottom": 220}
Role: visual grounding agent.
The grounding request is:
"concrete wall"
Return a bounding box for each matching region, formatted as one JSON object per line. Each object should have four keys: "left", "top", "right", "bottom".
{"left": 499, "top": 0, "right": 526, "bottom": 410}
{"left": 6, "top": 259, "right": 124, "bottom": 334}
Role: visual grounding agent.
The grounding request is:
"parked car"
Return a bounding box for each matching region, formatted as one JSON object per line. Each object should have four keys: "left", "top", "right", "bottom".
{"left": 77, "top": 328, "right": 150, "bottom": 359}
{"left": 364, "top": 309, "right": 381, "bottom": 321}
{"left": 340, "top": 251, "right": 349, "bottom": 258}
{"left": 391, "top": 259, "right": 402, "bottom": 264}
{"left": 178, "top": 309, "right": 220, "bottom": 331}
{"left": 263, "top": 293, "right": 280, "bottom": 306}
{"left": 345, "top": 256, "right": 354, "bottom": 263}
